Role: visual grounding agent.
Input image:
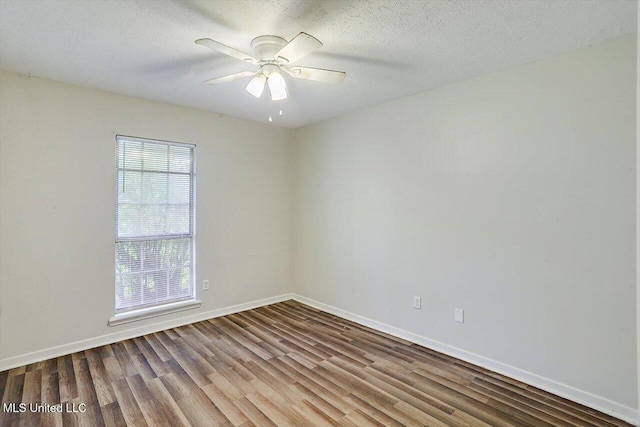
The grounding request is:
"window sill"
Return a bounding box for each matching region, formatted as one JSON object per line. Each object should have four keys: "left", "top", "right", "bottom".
{"left": 108, "top": 299, "right": 201, "bottom": 327}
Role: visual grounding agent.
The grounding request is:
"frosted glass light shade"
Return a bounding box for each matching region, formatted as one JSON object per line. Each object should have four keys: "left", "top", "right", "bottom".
{"left": 268, "top": 73, "right": 287, "bottom": 100}
{"left": 245, "top": 74, "right": 267, "bottom": 98}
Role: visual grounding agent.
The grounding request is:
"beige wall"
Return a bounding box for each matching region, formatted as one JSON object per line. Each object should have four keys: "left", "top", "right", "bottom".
{"left": 0, "top": 70, "right": 294, "bottom": 361}
{"left": 293, "top": 35, "right": 637, "bottom": 414}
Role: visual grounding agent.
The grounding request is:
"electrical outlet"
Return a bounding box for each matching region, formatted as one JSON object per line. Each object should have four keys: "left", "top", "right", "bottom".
{"left": 203, "top": 280, "right": 210, "bottom": 291}
{"left": 455, "top": 308, "right": 464, "bottom": 323}
{"left": 413, "top": 296, "right": 421, "bottom": 309}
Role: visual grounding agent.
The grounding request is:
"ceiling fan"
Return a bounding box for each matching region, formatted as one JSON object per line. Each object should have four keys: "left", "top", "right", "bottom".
{"left": 195, "top": 32, "right": 346, "bottom": 101}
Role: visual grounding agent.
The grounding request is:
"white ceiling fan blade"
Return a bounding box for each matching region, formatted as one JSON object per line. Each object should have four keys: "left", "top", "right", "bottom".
{"left": 195, "top": 38, "right": 259, "bottom": 65}
{"left": 203, "top": 70, "right": 258, "bottom": 85}
{"left": 284, "top": 66, "right": 346, "bottom": 85}
{"left": 245, "top": 74, "right": 267, "bottom": 98}
{"left": 274, "top": 32, "right": 322, "bottom": 64}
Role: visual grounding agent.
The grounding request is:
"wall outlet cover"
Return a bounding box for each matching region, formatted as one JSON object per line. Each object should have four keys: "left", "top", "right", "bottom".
{"left": 413, "top": 296, "right": 421, "bottom": 309}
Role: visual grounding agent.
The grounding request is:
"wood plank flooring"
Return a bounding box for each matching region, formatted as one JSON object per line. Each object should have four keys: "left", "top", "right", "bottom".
{"left": 0, "top": 300, "right": 631, "bottom": 426}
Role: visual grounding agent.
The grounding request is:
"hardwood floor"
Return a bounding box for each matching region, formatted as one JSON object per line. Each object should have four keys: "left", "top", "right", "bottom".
{"left": 0, "top": 300, "right": 631, "bottom": 426}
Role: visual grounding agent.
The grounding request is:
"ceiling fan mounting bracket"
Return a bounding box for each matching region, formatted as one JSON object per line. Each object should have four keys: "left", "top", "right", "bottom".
{"left": 250, "top": 35, "right": 288, "bottom": 61}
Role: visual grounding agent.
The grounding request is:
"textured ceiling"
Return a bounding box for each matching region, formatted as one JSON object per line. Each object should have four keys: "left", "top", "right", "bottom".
{"left": 0, "top": 0, "right": 636, "bottom": 128}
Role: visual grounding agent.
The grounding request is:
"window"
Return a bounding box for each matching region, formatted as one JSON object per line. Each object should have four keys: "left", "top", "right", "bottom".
{"left": 113, "top": 135, "right": 196, "bottom": 320}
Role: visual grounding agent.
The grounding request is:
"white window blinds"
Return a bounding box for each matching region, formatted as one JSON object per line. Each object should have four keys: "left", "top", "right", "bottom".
{"left": 115, "top": 136, "right": 195, "bottom": 313}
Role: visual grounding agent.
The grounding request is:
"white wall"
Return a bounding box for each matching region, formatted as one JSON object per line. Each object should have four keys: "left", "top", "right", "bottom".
{"left": 0, "top": 33, "right": 637, "bottom": 423}
{"left": 293, "top": 34, "right": 637, "bottom": 416}
{"left": 637, "top": 13, "right": 640, "bottom": 423}
{"left": 0, "top": 70, "right": 293, "bottom": 362}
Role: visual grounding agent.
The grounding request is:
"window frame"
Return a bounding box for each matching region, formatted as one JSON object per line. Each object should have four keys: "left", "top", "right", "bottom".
{"left": 109, "top": 135, "right": 199, "bottom": 326}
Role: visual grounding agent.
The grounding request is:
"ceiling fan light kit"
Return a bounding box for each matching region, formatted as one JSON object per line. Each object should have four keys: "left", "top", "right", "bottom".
{"left": 266, "top": 70, "right": 287, "bottom": 101}
{"left": 195, "top": 32, "right": 345, "bottom": 107}
{"left": 245, "top": 74, "right": 266, "bottom": 98}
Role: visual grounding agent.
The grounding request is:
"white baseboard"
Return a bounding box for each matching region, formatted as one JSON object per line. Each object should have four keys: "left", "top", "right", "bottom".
{"left": 2, "top": 292, "right": 636, "bottom": 425}
{"left": 291, "top": 294, "right": 639, "bottom": 426}
{"left": 0, "top": 293, "right": 294, "bottom": 372}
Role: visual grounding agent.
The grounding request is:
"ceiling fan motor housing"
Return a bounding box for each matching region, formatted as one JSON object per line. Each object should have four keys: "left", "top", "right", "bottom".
{"left": 250, "top": 36, "right": 288, "bottom": 62}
